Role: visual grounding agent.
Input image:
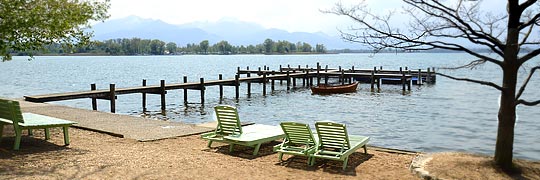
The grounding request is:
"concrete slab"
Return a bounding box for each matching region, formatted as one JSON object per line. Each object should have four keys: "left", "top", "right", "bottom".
{"left": 16, "top": 100, "right": 213, "bottom": 142}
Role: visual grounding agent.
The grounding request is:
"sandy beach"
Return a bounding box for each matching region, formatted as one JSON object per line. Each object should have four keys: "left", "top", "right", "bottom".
{"left": 1, "top": 126, "right": 539, "bottom": 179}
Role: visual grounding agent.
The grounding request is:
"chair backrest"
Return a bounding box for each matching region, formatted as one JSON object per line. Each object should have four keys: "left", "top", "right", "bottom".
{"left": 315, "top": 121, "right": 351, "bottom": 151}
{"left": 214, "top": 105, "right": 242, "bottom": 136}
{"left": 280, "top": 122, "right": 316, "bottom": 146}
{"left": 0, "top": 99, "right": 25, "bottom": 125}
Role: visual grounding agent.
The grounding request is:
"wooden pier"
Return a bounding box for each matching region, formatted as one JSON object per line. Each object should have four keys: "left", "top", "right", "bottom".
{"left": 24, "top": 63, "right": 436, "bottom": 113}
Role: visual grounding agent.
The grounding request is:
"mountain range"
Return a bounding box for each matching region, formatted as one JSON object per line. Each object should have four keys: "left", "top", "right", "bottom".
{"left": 90, "top": 16, "right": 358, "bottom": 49}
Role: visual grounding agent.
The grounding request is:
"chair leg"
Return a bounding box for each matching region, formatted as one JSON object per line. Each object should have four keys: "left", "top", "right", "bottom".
{"left": 364, "top": 145, "right": 368, "bottom": 154}
{"left": 45, "top": 128, "right": 50, "bottom": 140}
{"left": 229, "top": 144, "right": 234, "bottom": 153}
{"left": 252, "top": 143, "right": 262, "bottom": 156}
{"left": 342, "top": 157, "right": 349, "bottom": 170}
{"left": 62, "top": 126, "right": 70, "bottom": 145}
{"left": 14, "top": 129, "right": 22, "bottom": 150}
{"left": 28, "top": 129, "right": 33, "bottom": 136}
{"left": 309, "top": 157, "right": 315, "bottom": 166}
{"left": 207, "top": 140, "right": 213, "bottom": 148}
{"left": 278, "top": 153, "right": 284, "bottom": 161}
{"left": 0, "top": 124, "right": 4, "bottom": 143}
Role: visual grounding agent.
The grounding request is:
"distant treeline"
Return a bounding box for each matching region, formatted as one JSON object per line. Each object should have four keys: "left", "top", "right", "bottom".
{"left": 18, "top": 38, "right": 327, "bottom": 56}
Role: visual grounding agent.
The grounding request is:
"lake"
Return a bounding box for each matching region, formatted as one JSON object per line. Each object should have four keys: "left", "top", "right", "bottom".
{"left": 0, "top": 53, "right": 538, "bottom": 160}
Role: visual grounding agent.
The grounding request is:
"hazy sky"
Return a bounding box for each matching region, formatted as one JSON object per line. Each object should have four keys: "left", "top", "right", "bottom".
{"left": 107, "top": 0, "right": 404, "bottom": 34}
{"left": 107, "top": 0, "right": 506, "bottom": 35}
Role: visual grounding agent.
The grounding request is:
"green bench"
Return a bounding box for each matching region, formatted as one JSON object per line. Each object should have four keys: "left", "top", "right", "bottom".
{"left": 0, "top": 99, "right": 77, "bottom": 150}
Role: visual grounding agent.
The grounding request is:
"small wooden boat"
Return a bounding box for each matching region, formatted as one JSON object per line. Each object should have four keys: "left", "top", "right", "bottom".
{"left": 311, "top": 82, "right": 359, "bottom": 94}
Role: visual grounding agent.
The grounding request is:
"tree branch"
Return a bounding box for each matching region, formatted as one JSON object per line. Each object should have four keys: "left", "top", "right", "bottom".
{"left": 516, "top": 66, "right": 540, "bottom": 100}
{"left": 436, "top": 72, "right": 503, "bottom": 91}
{"left": 519, "top": 0, "right": 538, "bottom": 12}
{"left": 516, "top": 99, "right": 540, "bottom": 106}
{"left": 519, "top": 12, "right": 540, "bottom": 30}
{"left": 519, "top": 48, "right": 540, "bottom": 64}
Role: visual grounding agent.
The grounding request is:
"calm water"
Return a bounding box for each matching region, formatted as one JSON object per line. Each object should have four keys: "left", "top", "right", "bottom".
{"left": 1, "top": 54, "right": 538, "bottom": 160}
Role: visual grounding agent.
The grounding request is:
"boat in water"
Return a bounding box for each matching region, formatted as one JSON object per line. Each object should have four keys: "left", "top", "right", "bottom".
{"left": 311, "top": 82, "right": 359, "bottom": 94}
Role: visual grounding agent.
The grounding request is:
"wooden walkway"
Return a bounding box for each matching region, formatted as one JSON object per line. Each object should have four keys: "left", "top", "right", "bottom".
{"left": 24, "top": 63, "right": 436, "bottom": 114}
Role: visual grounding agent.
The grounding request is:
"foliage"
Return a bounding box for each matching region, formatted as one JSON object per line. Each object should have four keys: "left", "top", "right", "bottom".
{"left": 326, "top": 0, "right": 540, "bottom": 170}
{"left": 0, "top": 0, "right": 110, "bottom": 61}
{"left": 29, "top": 38, "right": 325, "bottom": 55}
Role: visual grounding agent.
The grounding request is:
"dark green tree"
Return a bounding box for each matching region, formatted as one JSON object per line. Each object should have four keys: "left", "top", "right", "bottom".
{"left": 166, "top": 42, "right": 177, "bottom": 55}
{"left": 315, "top": 44, "right": 326, "bottom": 53}
{"left": 263, "top": 38, "right": 275, "bottom": 54}
{"left": 0, "top": 0, "right": 110, "bottom": 61}
{"left": 199, "top": 40, "right": 209, "bottom": 54}
{"left": 149, "top": 39, "right": 165, "bottom": 55}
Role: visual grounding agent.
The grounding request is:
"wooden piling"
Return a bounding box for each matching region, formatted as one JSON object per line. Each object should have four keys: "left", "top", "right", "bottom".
{"left": 142, "top": 80, "right": 147, "bottom": 112}
{"left": 341, "top": 70, "right": 345, "bottom": 85}
{"left": 183, "top": 76, "right": 188, "bottom": 105}
{"left": 286, "top": 71, "right": 291, "bottom": 90}
{"left": 418, "top": 69, "right": 422, "bottom": 85}
{"left": 160, "top": 80, "right": 166, "bottom": 111}
{"left": 309, "top": 68, "right": 314, "bottom": 86}
{"left": 247, "top": 72, "right": 251, "bottom": 97}
{"left": 262, "top": 72, "right": 267, "bottom": 96}
{"left": 427, "top": 68, "right": 431, "bottom": 83}
{"left": 377, "top": 77, "right": 381, "bottom": 91}
{"left": 370, "top": 71, "right": 375, "bottom": 92}
{"left": 91, "top": 84, "right": 97, "bottom": 111}
{"left": 235, "top": 75, "right": 240, "bottom": 99}
{"left": 316, "top": 62, "right": 321, "bottom": 85}
{"left": 402, "top": 73, "right": 406, "bottom": 91}
{"left": 271, "top": 71, "right": 275, "bottom": 91}
{"left": 302, "top": 71, "right": 306, "bottom": 86}
{"left": 200, "top": 78, "right": 205, "bottom": 104}
{"left": 219, "top": 74, "right": 223, "bottom": 99}
{"left": 109, "top": 84, "right": 116, "bottom": 113}
{"left": 279, "top": 65, "right": 283, "bottom": 85}
{"left": 292, "top": 70, "right": 296, "bottom": 87}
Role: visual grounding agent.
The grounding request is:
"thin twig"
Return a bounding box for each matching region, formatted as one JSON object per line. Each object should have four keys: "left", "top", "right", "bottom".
{"left": 436, "top": 72, "right": 503, "bottom": 91}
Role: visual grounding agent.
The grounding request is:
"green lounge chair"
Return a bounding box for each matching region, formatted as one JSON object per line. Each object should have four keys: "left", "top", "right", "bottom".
{"left": 0, "top": 99, "right": 76, "bottom": 150}
{"left": 273, "top": 122, "right": 317, "bottom": 164}
{"left": 201, "top": 105, "right": 284, "bottom": 156}
{"left": 311, "top": 121, "right": 370, "bottom": 170}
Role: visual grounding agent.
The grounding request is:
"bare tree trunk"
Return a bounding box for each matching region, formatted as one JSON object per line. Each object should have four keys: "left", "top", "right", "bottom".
{"left": 494, "top": 23, "right": 520, "bottom": 170}
{"left": 494, "top": 67, "right": 517, "bottom": 170}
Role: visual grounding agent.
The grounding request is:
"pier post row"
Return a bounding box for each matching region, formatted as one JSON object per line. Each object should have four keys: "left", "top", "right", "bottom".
{"left": 23, "top": 64, "right": 436, "bottom": 114}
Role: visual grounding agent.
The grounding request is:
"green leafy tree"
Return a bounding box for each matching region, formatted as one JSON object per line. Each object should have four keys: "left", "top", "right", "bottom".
{"left": 199, "top": 40, "right": 209, "bottom": 54}
{"left": 327, "top": 0, "right": 540, "bottom": 171}
{"left": 315, "top": 44, "right": 326, "bottom": 53}
{"left": 301, "top": 42, "right": 312, "bottom": 52}
{"left": 166, "top": 42, "right": 177, "bottom": 55}
{"left": 0, "top": 0, "right": 110, "bottom": 61}
{"left": 263, "top": 38, "right": 275, "bottom": 54}
{"left": 215, "top": 40, "right": 232, "bottom": 54}
{"left": 149, "top": 39, "right": 165, "bottom": 55}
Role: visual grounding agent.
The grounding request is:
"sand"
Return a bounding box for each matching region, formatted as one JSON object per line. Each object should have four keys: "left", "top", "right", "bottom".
{"left": 0, "top": 127, "right": 417, "bottom": 179}
{"left": 1, "top": 127, "right": 539, "bottom": 179}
